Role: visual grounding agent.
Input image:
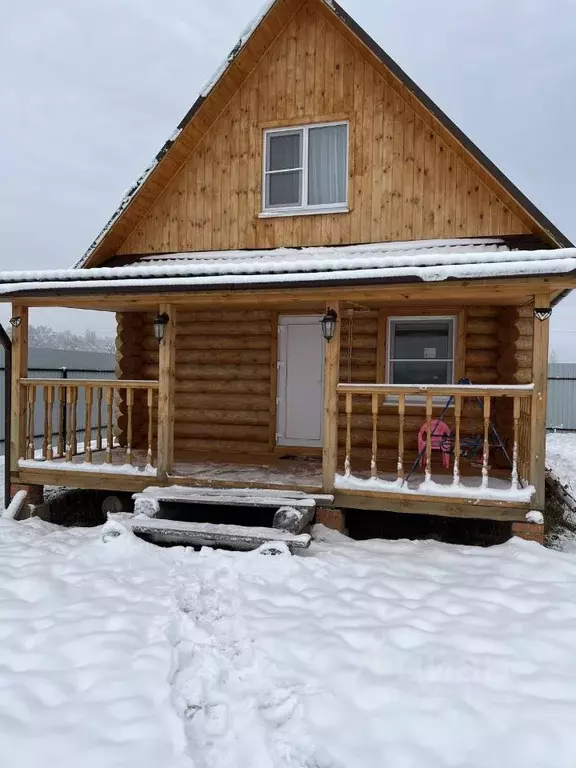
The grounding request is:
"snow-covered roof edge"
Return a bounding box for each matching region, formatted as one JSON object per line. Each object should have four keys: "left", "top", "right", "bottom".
{"left": 74, "top": 0, "right": 573, "bottom": 272}
{"left": 4, "top": 245, "right": 576, "bottom": 298}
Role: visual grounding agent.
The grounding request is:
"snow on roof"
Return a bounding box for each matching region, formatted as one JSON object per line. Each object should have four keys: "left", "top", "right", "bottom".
{"left": 2, "top": 239, "right": 576, "bottom": 296}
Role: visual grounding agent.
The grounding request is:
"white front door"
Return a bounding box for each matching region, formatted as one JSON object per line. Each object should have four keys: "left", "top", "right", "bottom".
{"left": 276, "top": 315, "right": 324, "bottom": 447}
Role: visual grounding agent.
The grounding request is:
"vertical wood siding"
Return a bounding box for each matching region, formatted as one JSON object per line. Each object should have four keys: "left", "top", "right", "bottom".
{"left": 118, "top": 1, "right": 527, "bottom": 257}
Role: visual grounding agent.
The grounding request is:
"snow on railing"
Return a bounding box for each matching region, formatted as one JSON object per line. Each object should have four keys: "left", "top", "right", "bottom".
{"left": 335, "top": 383, "right": 534, "bottom": 499}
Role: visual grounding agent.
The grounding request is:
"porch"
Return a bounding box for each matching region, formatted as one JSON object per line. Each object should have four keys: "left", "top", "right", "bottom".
{"left": 14, "top": 376, "right": 540, "bottom": 521}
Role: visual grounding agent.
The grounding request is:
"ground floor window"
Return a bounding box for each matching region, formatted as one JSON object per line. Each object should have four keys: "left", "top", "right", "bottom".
{"left": 387, "top": 316, "right": 456, "bottom": 385}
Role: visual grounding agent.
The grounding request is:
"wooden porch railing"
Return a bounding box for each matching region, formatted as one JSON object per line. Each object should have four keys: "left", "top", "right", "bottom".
{"left": 335, "top": 383, "right": 535, "bottom": 492}
{"left": 19, "top": 379, "right": 159, "bottom": 467}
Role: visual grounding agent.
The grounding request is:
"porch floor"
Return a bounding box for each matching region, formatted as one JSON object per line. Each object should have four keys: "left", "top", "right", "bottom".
{"left": 18, "top": 447, "right": 532, "bottom": 505}
{"left": 22, "top": 448, "right": 324, "bottom": 491}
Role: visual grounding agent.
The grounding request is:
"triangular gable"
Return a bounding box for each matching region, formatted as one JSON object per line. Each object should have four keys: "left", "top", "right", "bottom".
{"left": 78, "top": 0, "right": 571, "bottom": 269}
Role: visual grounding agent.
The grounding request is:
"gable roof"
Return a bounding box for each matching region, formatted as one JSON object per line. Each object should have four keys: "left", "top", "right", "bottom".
{"left": 76, "top": 0, "right": 572, "bottom": 270}
{"left": 8, "top": 239, "right": 576, "bottom": 300}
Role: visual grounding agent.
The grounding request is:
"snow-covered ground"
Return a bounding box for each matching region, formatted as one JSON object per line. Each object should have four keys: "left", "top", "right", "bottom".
{"left": 1, "top": 516, "right": 576, "bottom": 767}
{"left": 2, "top": 439, "right": 576, "bottom": 766}
{"left": 547, "top": 431, "right": 576, "bottom": 494}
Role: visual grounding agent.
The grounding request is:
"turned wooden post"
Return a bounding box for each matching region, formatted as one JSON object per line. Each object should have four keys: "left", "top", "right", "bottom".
{"left": 424, "top": 394, "right": 433, "bottom": 481}
{"left": 322, "top": 301, "right": 341, "bottom": 493}
{"left": 84, "top": 386, "right": 93, "bottom": 463}
{"left": 10, "top": 305, "right": 28, "bottom": 471}
{"left": 530, "top": 293, "right": 550, "bottom": 509}
{"left": 371, "top": 392, "right": 379, "bottom": 479}
{"left": 397, "top": 393, "right": 405, "bottom": 482}
{"left": 481, "top": 395, "right": 491, "bottom": 489}
{"left": 157, "top": 304, "right": 176, "bottom": 480}
{"left": 344, "top": 392, "right": 352, "bottom": 476}
{"left": 453, "top": 393, "right": 461, "bottom": 486}
{"left": 146, "top": 387, "right": 154, "bottom": 467}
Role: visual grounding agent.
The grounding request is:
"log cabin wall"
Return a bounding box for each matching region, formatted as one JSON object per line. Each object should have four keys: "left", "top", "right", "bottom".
{"left": 117, "top": 0, "right": 529, "bottom": 258}
{"left": 139, "top": 309, "right": 274, "bottom": 456}
{"left": 115, "top": 312, "right": 147, "bottom": 448}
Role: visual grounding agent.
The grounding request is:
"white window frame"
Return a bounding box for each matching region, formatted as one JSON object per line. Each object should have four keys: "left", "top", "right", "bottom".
{"left": 386, "top": 315, "right": 457, "bottom": 406}
{"left": 260, "top": 121, "right": 349, "bottom": 217}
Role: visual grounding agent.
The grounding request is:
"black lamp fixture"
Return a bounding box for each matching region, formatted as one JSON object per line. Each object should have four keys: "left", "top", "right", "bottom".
{"left": 153, "top": 312, "right": 169, "bottom": 342}
{"left": 321, "top": 308, "right": 338, "bottom": 342}
{"left": 534, "top": 307, "right": 552, "bottom": 321}
{"left": 9, "top": 316, "right": 21, "bottom": 328}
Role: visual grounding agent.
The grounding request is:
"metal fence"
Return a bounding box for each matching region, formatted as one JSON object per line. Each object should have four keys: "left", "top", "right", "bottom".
{"left": 548, "top": 363, "right": 576, "bottom": 431}
{"left": 0, "top": 366, "right": 115, "bottom": 455}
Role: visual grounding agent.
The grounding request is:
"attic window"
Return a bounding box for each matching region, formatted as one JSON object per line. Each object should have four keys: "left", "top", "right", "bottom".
{"left": 261, "top": 122, "right": 348, "bottom": 216}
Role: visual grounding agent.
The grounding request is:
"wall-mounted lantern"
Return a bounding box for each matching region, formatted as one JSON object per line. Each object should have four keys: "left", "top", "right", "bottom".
{"left": 153, "top": 312, "right": 169, "bottom": 343}
{"left": 320, "top": 309, "right": 338, "bottom": 342}
{"left": 534, "top": 307, "right": 552, "bottom": 321}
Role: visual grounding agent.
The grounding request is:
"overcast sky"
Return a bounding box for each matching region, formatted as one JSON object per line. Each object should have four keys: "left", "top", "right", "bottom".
{"left": 1, "top": 0, "right": 575, "bottom": 356}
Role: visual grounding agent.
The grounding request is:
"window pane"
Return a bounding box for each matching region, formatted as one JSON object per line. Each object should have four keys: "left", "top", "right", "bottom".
{"left": 392, "top": 361, "right": 452, "bottom": 385}
{"left": 391, "top": 320, "right": 453, "bottom": 360}
{"left": 308, "top": 124, "right": 347, "bottom": 205}
{"left": 266, "top": 170, "right": 302, "bottom": 207}
{"left": 267, "top": 131, "right": 302, "bottom": 171}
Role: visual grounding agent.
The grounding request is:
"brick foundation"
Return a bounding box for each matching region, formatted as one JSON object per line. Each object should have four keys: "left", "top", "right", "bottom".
{"left": 10, "top": 483, "right": 44, "bottom": 506}
{"left": 511, "top": 521, "right": 544, "bottom": 545}
{"left": 315, "top": 507, "right": 347, "bottom": 534}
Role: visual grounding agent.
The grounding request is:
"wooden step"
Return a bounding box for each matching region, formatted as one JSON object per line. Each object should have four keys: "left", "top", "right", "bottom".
{"left": 118, "top": 515, "right": 311, "bottom": 551}
{"left": 136, "top": 485, "right": 332, "bottom": 508}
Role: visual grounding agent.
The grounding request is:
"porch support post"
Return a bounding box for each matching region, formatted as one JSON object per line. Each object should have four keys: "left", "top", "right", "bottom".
{"left": 322, "top": 300, "right": 341, "bottom": 493}
{"left": 156, "top": 303, "right": 176, "bottom": 481}
{"left": 530, "top": 292, "right": 550, "bottom": 510}
{"left": 10, "top": 305, "right": 28, "bottom": 475}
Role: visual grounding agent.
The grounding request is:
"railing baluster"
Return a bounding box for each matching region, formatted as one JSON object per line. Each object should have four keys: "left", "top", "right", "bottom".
{"left": 44, "top": 385, "right": 54, "bottom": 461}
{"left": 126, "top": 387, "right": 134, "bottom": 465}
{"left": 482, "top": 395, "right": 491, "bottom": 488}
{"left": 85, "top": 387, "right": 93, "bottom": 463}
{"left": 345, "top": 392, "right": 352, "bottom": 476}
{"left": 371, "top": 393, "right": 378, "bottom": 479}
{"left": 105, "top": 386, "right": 114, "bottom": 463}
{"left": 397, "top": 393, "right": 405, "bottom": 482}
{"left": 57, "top": 385, "right": 65, "bottom": 458}
{"left": 27, "top": 384, "right": 35, "bottom": 459}
{"left": 96, "top": 386, "right": 103, "bottom": 452}
{"left": 42, "top": 386, "right": 49, "bottom": 460}
{"left": 71, "top": 387, "right": 78, "bottom": 458}
{"left": 425, "top": 394, "right": 432, "bottom": 482}
{"left": 512, "top": 396, "right": 520, "bottom": 489}
{"left": 453, "top": 393, "right": 461, "bottom": 486}
{"left": 147, "top": 387, "right": 154, "bottom": 467}
{"left": 65, "top": 386, "right": 72, "bottom": 461}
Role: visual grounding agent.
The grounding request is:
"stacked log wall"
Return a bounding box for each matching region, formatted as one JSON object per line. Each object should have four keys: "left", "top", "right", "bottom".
{"left": 115, "top": 312, "right": 147, "bottom": 448}
{"left": 141, "top": 309, "right": 273, "bottom": 455}
{"left": 494, "top": 304, "right": 534, "bottom": 467}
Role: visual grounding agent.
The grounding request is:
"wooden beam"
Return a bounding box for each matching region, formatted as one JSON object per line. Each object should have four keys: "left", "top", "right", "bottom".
{"left": 10, "top": 305, "right": 28, "bottom": 474}
{"left": 156, "top": 303, "right": 177, "bottom": 479}
{"left": 322, "top": 301, "right": 341, "bottom": 492}
{"left": 1, "top": 275, "right": 573, "bottom": 311}
{"left": 332, "top": 490, "right": 528, "bottom": 521}
{"left": 530, "top": 293, "right": 550, "bottom": 510}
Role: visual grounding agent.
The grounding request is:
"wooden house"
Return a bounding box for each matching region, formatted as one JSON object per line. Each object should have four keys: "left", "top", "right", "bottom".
{"left": 2, "top": 0, "right": 576, "bottom": 539}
